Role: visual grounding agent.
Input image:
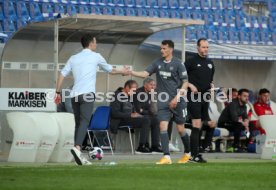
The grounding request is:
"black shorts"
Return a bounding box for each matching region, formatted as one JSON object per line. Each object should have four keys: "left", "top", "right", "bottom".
{"left": 187, "top": 93, "right": 210, "bottom": 120}
{"left": 157, "top": 99, "right": 186, "bottom": 124}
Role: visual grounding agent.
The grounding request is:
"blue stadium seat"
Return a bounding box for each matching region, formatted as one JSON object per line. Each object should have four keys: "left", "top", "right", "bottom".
{"left": 102, "top": 6, "right": 113, "bottom": 15}
{"left": 16, "top": 1, "right": 30, "bottom": 22}
{"left": 135, "top": 0, "right": 147, "bottom": 8}
{"left": 159, "top": 9, "right": 169, "bottom": 18}
{"left": 114, "top": 7, "right": 125, "bottom": 16}
{"left": 180, "top": 9, "right": 191, "bottom": 19}
{"left": 210, "top": 0, "right": 220, "bottom": 9}
{"left": 200, "top": 0, "right": 210, "bottom": 9}
{"left": 217, "top": 26, "right": 229, "bottom": 42}
{"left": 78, "top": 5, "right": 90, "bottom": 14}
{"left": 148, "top": 8, "right": 159, "bottom": 18}
{"left": 125, "top": 7, "right": 136, "bottom": 16}
{"left": 168, "top": 0, "right": 179, "bottom": 9}
{"left": 250, "top": 28, "right": 261, "bottom": 44}
{"left": 98, "top": 0, "right": 108, "bottom": 6}
{"left": 207, "top": 25, "right": 218, "bottom": 42}
{"left": 228, "top": 29, "right": 239, "bottom": 43}
{"left": 191, "top": 9, "right": 202, "bottom": 20}
{"left": 223, "top": 10, "right": 235, "bottom": 25}
{"left": 136, "top": 8, "right": 147, "bottom": 17}
{"left": 91, "top": 6, "right": 102, "bottom": 15}
{"left": 235, "top": 13, "right": 245, "bottom": 29}
{"left": 116, "top": 0, "right": 126, "bottom": 7}
{"left": 186, "top": 27, "right": 197, "bottom": 41}
{"left": 272, "top": 32, "right": 276, "bottom": 44}
{"left": 170, "top": 9, "right": 181, "bottom": 19}
{"left": 90, "top": 0, "right": 100, "bottom": 5}
{"left": 67, "top": 4, "right": 77, "bottom": 16}
{"left": 222, "top": 0, "right": 233, "bottom": 10}
{"left": 189, "top": 0, "right": 200, "bottom": 9}
{"left": 55, "top": 4, "right": 66, "bottom": 14}
{"left": 146, "top": 0, "right": 158, "bottom": 8}
{"left": 16, "top": 19, "right": 28, "bottom": 30}
{"left": 79, "top": 0, "right": 91, "bottom": 4}
{"left": 196, "top": 27, "right": 207, "bottom": 39}
{"left": 179, "top": 0, "right": 189, "bottom": 9}
{"left": 233, "top": 0, "right": 242, "bottom": 9}
{"left": 3, "top": 19, "right": 16, "bottom": 34}
{"left": 214, "top": 10, "right": 223, "bottom": 24}
{"left": 239, "top": 27, "right": 250, "bottom": 44}
{"left": 29, "top": 2, "right": 44, "bottom": 22}
{"left": 260, "top": 29, "right": 271, "bottom": 44}
{"left": 203, "top": 10, "right": 214, "bottom": 25}
{"left": 159, "top": 0, "right": 169, "bottom": 9}
{"left": 3, "top": 1, "right": 17, "bottom": 20}
{"left": 41, "top": 3, "right": 54, "bottom": 15}
{"left": 0, "top": 6, "right": 4, "bottom": 20}
{"left": 125, "top": 0, "right": 136, "bottom": 7}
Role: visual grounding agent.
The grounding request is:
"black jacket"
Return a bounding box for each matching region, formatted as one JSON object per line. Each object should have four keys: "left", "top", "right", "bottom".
{"left": 218, "top": 98, "right": 248, "bottom": 124}
{"left": 110, "top": 88, "right": 133, "bottom": 134}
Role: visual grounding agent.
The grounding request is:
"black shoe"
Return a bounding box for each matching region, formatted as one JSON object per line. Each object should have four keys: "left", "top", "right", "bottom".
{"left": 151, "top": 146, "right": 163, "bottom": 154}
{"left": 135, "top": 145, "right": 152, "bottom": 154}
{"left": 234, "top": 148, "right": 247, "bottom": 153}
{"left": 189, "top": 154, "right": 207, "bottom": 163}
{"left": 199, "top": 146, "right": 213, "bottom": 153}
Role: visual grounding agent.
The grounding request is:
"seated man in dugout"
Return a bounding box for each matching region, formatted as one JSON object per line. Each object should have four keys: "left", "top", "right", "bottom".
{"left": 218, "top": 88, "right": 254, "bottom": 152}
{"left": 251, "top": 88, "right": 274, "bottom": 135}
{"left": 133, "top": 77, "right": 163, "bottom": 154}
{"left": 110, "top": 80, "right": 151, "bottom": 154}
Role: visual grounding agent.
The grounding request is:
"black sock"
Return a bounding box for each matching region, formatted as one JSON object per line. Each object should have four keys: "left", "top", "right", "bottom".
{"left": 181, "top": 131, "right": 190, "bottom": 153}
{"left": 160, "top": 131, "right": 170, "bottom": 155}
{"left": 190, "top": 127, "right": 200, "bottom": 157}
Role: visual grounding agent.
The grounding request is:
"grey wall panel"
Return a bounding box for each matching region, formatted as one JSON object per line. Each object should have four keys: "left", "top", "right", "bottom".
{"left": 1, "top": 70, "right": 29, "bottom": 88}
{"left": 29, "top": 71, "right": 55, "bottom": 88}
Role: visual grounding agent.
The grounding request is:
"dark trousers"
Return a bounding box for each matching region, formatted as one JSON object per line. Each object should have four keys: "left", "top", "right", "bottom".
{"left": 218, "top": 122, "right": 254, "bottom": 148}
{"left": 71, "top": 93, "right": 95, "bottom": 146}
{"left": 145, "top": 115, "right": 160, "bottom": 147}
{"left": 119, "top": 117, "right": 150, "bottom": 145}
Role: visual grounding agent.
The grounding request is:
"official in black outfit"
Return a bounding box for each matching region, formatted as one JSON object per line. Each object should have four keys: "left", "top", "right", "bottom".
{"left": 185, "top": 38, "right": 215, "bottom": 163}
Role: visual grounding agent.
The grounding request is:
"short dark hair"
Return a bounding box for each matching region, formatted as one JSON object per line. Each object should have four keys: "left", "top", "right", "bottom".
{"left": 227, "top": 88, "right": 238, "bottom": 96}
{"left": 161, "top": 40, "right": 174, "bottom": 49}
{"left": 81, "top": 34, "right": 95, "bottom": 48}
{"left": 197, "top": 38, "right": 208, "bottom": 47}
{"left": 259, "top": 88, "right": 270, "bottom": 95}
{"left": 124, "top": 80, "right": 137, "bottom": 88}
{"left": 238, "top": 88, "right": 249, "bottom": 96}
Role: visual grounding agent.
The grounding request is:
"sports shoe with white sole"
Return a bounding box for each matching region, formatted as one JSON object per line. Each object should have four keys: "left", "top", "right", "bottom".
{"left": 156, "top": 156, "right": 172, "bottom": 165}
{"left": 71, "top": 147, "right": 83, "bottom": 165}
{"left": 189, "top": 154, "right": 207, "bottom": 163}
{"left": 177, "top": 153, "right": 191, "bottom": 164}
{"left": 169, "top": 143, "right": 180, "bottom": 152}
{"left": 71, "top": 147, "right": 92, "bottom": 165}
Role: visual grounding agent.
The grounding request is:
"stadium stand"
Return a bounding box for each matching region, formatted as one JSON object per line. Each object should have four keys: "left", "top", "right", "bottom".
{"left": 0, "top": 0, "right": 275, "bottom": 45}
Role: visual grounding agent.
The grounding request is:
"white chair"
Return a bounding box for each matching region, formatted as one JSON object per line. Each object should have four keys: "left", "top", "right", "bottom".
{"left": 259, "top": 115, "right": 276, "bottom": 159}
{"left": 6, "top": 112, "right": 41, "bottom": 162}
{"left": 246, "top": 102, "right": 259, "bottom": 121}
{"left": 49, "top": 113, "right": 75, "bottom": 162}
{"left": 27, "top": 112, "right": 59, "bottom": 163}
{"left": 208, "top": 100, "right": 221, "bottom": 122}
{"left": 269, "top": 101, "right": 276, "bottom": 114}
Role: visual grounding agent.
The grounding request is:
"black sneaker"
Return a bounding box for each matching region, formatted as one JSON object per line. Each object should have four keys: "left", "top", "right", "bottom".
{"left": 151, "top": 146, "right": 163, "bottom": 154}
{"left": 189, "top": 154, "right": 207, "bottom": 163}
{"left": 234, "top": 147, "right": 247, "bottom": 153}
{"left": 200, "top": 146, "right": 214, "bottom": 153}
{"left": 135, "top": 145, "right": 152, "bottom": 154}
